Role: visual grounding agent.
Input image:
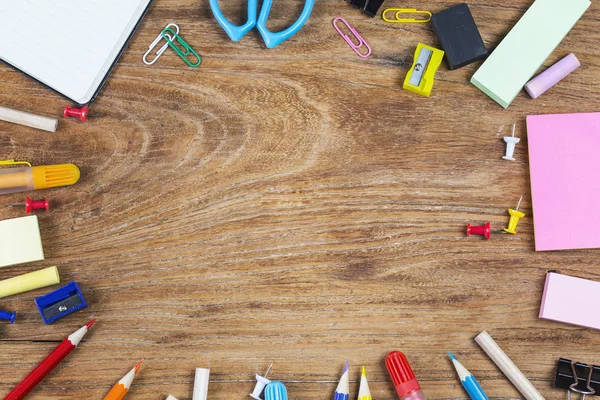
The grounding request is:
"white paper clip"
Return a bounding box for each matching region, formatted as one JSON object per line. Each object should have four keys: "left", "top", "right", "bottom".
{"left": 143, "top": 23, "right": 180, "bottom": 65}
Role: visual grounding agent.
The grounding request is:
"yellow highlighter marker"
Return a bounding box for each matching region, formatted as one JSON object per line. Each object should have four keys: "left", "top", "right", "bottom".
{"left": 0, "top": 160, "right": 80, "bottom": 195}
{"left": 358, "top": 366, "right": 372, "bottom": 400}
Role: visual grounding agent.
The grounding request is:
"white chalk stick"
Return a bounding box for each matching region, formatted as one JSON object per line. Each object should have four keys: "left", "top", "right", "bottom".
{"left": 192, "top": 368, "right": 210, "bottom": 400}
{"left": 0, "top": 105, "right": 58, "bottom": 132}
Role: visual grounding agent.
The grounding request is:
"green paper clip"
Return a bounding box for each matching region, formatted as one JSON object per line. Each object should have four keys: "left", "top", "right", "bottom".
{"left": 161, "top": 27, "right": 201, "bottom": 68}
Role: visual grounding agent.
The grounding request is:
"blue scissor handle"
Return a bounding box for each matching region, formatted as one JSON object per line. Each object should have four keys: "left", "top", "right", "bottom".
{"left": 256, "top": 0, "right": 315, "bottom": 48}
{"left": 209, "top": 0, "right": 258, "bottom": 42}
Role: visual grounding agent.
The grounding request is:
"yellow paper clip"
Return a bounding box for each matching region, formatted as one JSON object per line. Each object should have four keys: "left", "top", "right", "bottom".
{"left": 0, "top": 160, "right": 32, "bottom": 167}
{"left": 403, "top": 43, "right": 444, "bottom": 97}
{"left": 382, "top": 8, "right": 432, "bottom": 23}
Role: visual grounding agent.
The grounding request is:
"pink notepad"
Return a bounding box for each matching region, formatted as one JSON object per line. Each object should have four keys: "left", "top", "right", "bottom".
{"left": 527, "top": 112, "right": 600, "bottom": 251}
{"left": 540, "top": 272, "right": 600, "bottom": 330}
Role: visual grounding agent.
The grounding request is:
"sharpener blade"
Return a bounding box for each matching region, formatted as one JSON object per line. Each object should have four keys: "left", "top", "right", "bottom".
{"left": 409, "top": 48, "right": 432, "bottom": 87}
{"left": 42, "top": 291, "right": 83, "bottom": 321}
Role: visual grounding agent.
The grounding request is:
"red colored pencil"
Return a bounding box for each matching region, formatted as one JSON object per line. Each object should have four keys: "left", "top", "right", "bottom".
{"left": 3, "top": 319, "right": 96, "bottom": 400}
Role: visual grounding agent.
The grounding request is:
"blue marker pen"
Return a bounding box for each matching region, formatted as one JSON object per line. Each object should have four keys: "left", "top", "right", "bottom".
{"left": 449, "top": 353, "right": 489, "bottom": 400}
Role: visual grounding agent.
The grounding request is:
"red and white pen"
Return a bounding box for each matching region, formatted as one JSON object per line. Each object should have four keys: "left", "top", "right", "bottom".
{"left": 3, "top": 319, "right": 96, "bottom": 400}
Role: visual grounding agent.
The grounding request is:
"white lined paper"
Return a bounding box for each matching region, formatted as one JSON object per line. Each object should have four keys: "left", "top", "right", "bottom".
{"left": 0, "top": 0, "right": 151, "bottom": 103}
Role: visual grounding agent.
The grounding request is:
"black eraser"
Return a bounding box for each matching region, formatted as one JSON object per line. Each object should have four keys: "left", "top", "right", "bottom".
{"left": 431, "top": 3, "right": 488, "bottom": 70}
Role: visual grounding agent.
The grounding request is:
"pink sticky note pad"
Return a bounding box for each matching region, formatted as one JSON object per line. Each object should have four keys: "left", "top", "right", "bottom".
{"left": 540, "top": 272, "right": 600, "bottom": 330}
{"left": 527, "top": 112, "right": 600, "bottom": 251}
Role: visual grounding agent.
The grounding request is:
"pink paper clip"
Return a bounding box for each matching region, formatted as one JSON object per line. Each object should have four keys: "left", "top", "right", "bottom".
{"left": 332, "top": 17, "right": 372, "bottom": 58}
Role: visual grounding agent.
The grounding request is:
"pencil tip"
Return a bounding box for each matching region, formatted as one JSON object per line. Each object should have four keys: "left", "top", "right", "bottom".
{"left": 361, "top": 366, "right": 366, "bottom": 376}
{"left": 343, "top": 361, "right": 349, "bottom": 373}
{"left": 134, "top": 361, "right": 143, "bottom": 374}
{"left": 448, "top": 352, "right": 456, "bottom": 360}
{"left": 86, "top": 318, "right": 96, "bottom": 329}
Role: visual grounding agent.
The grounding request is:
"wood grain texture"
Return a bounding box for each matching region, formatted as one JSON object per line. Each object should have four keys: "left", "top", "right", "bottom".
{"left": 0, "top": 0, "right": 599, "bottom": 398}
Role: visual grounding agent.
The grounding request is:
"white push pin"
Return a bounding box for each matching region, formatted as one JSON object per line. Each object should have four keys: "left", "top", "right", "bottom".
{"left": 502, "top": 122, "right": 520, "bottom": 161}
{"left": 250, "top": 363, "right": 273, "bottom": 400}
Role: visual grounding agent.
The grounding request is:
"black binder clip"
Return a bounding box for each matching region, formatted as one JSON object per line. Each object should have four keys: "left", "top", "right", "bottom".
{"left": 348, "top": 0, "right": 385, "bottom": 18}
{"left": 555, "top": 358, "right": 600, "bottom": 399}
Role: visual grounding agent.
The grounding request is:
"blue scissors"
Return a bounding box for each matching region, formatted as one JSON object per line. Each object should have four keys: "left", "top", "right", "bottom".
{"left": 209, "top": 0, "right": 315, "bottom": 48}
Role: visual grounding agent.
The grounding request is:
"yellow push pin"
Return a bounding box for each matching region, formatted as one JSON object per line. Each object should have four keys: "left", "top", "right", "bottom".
{"left": 504, "top": 195, "right": 525, "bottom": 234}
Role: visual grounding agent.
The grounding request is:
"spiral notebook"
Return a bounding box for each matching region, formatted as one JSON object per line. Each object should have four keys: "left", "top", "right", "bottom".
{"left": 0, "top": 0, "right": 154, "bottom": 105}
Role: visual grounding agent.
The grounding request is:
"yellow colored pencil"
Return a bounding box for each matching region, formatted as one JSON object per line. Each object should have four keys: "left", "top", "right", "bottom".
{"left": 358, "top": 366, "right": 372, "bottom": 400}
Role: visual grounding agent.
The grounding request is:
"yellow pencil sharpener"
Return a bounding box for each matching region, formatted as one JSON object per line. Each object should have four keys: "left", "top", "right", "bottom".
{"left": 403, "top": 43, "right": 444, "bottom": 97}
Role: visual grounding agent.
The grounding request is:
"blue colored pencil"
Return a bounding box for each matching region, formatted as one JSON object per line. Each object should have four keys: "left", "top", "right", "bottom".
{"left": 449, "top": 353, "right": 489, "bottom": 400}
{"left": 334, "top": 361, "right": 350, "bottom": 400}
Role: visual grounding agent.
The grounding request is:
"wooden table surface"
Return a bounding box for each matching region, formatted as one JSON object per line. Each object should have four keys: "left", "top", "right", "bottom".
{"left": 1, "top": 0, "right": 599, "bottom": 399}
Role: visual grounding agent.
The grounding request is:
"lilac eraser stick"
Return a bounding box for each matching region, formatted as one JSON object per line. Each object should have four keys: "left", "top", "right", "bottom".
{"left": 525, "top": 53, "right": 580, "bottom": 99}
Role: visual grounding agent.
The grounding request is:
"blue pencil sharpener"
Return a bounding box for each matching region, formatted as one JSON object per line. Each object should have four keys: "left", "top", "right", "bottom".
{"left": 35, "top": 281, "right": 87, "bottom": 324}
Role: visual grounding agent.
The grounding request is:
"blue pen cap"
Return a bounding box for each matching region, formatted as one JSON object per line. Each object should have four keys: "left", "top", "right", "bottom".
{"left": 264, "top": 381, "right": 288, "bottom": 400}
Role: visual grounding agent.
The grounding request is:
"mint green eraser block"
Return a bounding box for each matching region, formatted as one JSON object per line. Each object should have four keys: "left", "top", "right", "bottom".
{"left": 471, "top": 0, "right": 590, "bottom": 108}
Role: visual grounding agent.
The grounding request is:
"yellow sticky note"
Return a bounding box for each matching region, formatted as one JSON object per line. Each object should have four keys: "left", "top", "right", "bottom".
{"left": 0, "top": 215, "right": 44, "bottom": 268}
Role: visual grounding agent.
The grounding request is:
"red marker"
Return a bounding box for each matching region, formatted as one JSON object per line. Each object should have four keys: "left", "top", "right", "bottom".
{"left": 3, "top": 319, "right": 96, "bottom": 400}
{"left": 386, "top": 351, "right": 426, "bottom": 400}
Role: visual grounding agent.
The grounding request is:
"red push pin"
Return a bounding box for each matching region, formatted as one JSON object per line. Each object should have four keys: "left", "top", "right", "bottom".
{"left": 25, "top": 197, "right": 49, "bottom": 213}
{"left": 466, "top": 222, "right": 491, "bottom": 239}
{"left": 64, "top": 105, "right": 89, "bottom": 122}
